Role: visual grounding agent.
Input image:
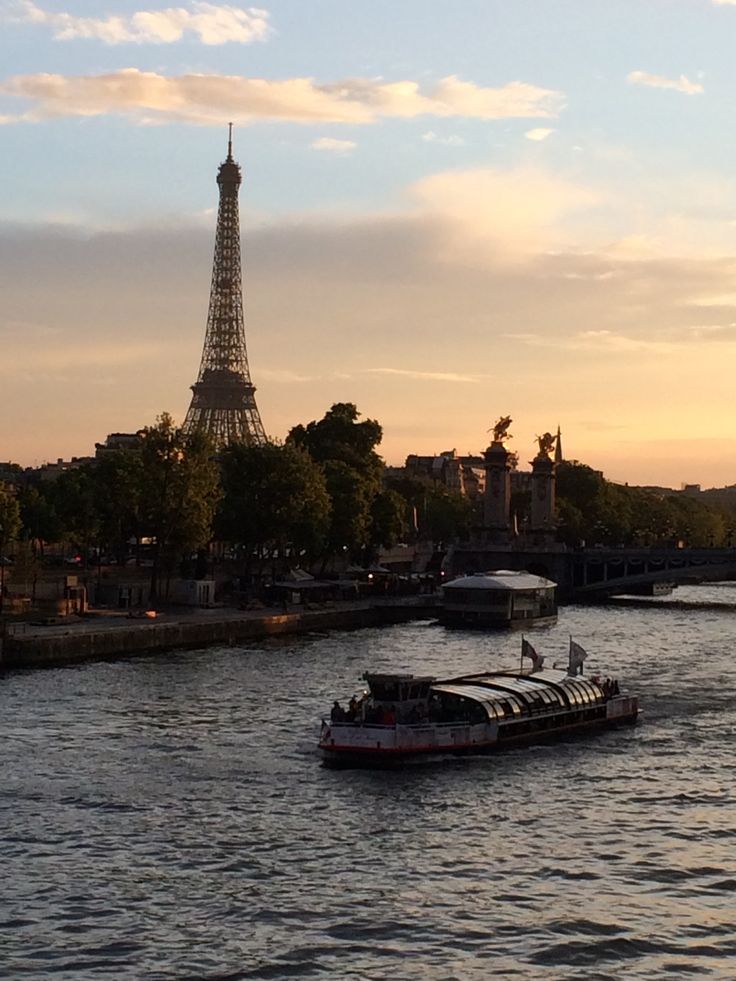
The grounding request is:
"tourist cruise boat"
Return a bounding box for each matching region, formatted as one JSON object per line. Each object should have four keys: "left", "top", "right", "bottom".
{"left": 319, "top": 641, "right": 637, "bottom": 766}
{"left": 439, "top": 570, "right": 557, "bottom": 629}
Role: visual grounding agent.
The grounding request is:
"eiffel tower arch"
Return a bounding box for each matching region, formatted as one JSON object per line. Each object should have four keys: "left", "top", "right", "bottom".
{"left": 183, "top": 126, "right": 267, "bottom": 448}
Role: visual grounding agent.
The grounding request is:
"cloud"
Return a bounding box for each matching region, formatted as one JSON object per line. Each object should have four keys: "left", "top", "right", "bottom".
{"left": 258, "top": 368, "right": 314, "bottom": 382}
{"left": 0, "top": 69, "right": 565, "bottom": 126}
{"left": 364, "top": 368, "right": 479, "bottom": 383}
{"left": 311, "top": 136, "right": 356, "bottom": 153}
{"left": 5, "top": 0, "right": 271, "bottom": 45}
{"left": 4, "top": 202, "right": 736, "bottom": 482}
{"left": 627, "top": 70, "right": 704, "bottom": 95}
{"left": 408, "top": 166, "right": 598, "bottom": 261}
{"left": 0, "top": 333, "right": 163, "bottom": 376}
{"left": 422, "top": 130, "right": 466, "bottom": 146}
{"left": 525, "top": 127, "right": 554, "bottom": 141}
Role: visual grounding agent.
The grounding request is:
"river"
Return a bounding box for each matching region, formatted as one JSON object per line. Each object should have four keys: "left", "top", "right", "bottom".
{"left": 2, "top": 584, "right": 736, "bottom": 980}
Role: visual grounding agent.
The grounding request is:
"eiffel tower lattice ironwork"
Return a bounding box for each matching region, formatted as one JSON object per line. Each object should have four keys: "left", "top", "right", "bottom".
{"left": 183, "top": 126, "right": 267, "bottom": 448}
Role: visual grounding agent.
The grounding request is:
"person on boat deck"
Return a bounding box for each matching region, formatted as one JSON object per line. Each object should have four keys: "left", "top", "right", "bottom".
{"left": 382, "top": 705, "right": 396, "bottom": 726}
{"left": 331, "top": 701, "right": 345, "bottom": 722}
{"left": 407, "top": 703, "right": 427, "bottom": 723}
{"left": 347, "top": 696, "right": 359, "bottom": 721}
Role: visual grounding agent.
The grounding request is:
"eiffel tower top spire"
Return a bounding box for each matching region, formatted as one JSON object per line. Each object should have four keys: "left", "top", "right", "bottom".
{"left": 183, "top": 128, "right": 267, "bottom": 449}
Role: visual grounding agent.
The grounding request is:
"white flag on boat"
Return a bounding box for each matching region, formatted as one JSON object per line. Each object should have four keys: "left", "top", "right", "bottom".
{"left": 568, "top": 639, "right": 588, "bottom": 676}
{"left": 522, "top": 637, "right": 544, "bottom": 672}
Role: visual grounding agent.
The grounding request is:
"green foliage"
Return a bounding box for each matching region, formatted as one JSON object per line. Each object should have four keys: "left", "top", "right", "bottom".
{"left": 0, "top": 482, "right": 21, "bottom": 551}
{"left": 385, "top": 473, "right": 472, "bottom": 545}
{"left": 91, "top": 450, "right": 146, "bottom": 564}
{"left": 424, "top": 484, "right": 473, "bottom": 545}
{"left": 139, "top": 414, "right": 221, "bottom": 597}
{"left": 369, "top": 489, "right": 408, "bottom": 551}
{"left": 556, "top": 460, "right": 729, "bottom": 547}
{"left": 288, "top": 402, "right": 383, "bottom": 492}
{"left": 288, "top": 403, "right": 387, "bottom": 563}
{"left": 18, "top": 485, "right": 61, "bottom": 554}
{"left": 0, "top": 481, "right": 21, "bottom": 613}
{"left": 321, "top": 459, "right": 374, "bottom": 558}
{"left": 10, "top": 540, "right": 40, "bottom": 598}
{"left": 217, "top": 441, "right": 331, "bottom": 569}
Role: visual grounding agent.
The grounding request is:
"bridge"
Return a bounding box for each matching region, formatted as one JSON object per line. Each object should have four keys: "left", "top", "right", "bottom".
{"left": 569, "top": 547, "right": 736, "bottom": 599}
{"left": 446, "top": 545, "right": 736, "bottom": 602}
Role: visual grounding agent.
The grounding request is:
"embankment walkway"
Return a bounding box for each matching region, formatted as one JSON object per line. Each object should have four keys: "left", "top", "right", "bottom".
{"left": 0, "top": 597, "right": 439, "bottom": 670}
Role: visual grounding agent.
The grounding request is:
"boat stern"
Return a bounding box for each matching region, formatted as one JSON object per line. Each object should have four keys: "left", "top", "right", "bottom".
{"left": 605, "top": 692, "right": 639, "bottom": 723}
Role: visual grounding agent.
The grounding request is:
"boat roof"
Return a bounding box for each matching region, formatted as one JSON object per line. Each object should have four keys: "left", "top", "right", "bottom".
{"left": 432, "top": 670, "right": 604, "bottom": 714}
{"left": 363, "top": 672, "right": 435, "bottom": 684}
{"left": 443, "top": 570, "right": 556, "bottom": 591}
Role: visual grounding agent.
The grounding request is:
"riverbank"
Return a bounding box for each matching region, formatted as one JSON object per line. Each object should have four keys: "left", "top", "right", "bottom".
{"left": 0, "top": 597, "right": 440, "bottom": 670}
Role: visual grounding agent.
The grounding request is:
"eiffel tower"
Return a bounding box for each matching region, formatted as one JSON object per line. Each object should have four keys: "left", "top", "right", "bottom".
{"left": 183, "top": 126, "right": 267, "bottom": 448}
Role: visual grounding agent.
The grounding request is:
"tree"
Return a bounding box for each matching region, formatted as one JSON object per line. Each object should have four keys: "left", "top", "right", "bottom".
{"left": 18, "top": 485, "right": 61, "bottom": 556}
{"left": 217, "top": 441, "right": 331, "bottom": 576}
{"left": 423, "top": 485, "right": 472, "bottom": 545}
{"left": 48, "top": 466, "right": 101, "bottom": 565}
{"left": 91, "top": 450, "right": 146, "bottom": 565}
{"left": 11, "top": 540, "right": 40, "bottom": 602}
{"left": 321, "top": 459, "right": 374, "bottom": 564}
{"left": 0, "top": 482, "right": 21, "bottom": 614}
{"left": 288, "top": 403, "right": 387, "bottom": 566}
{"left": 369, "top": 489, "right": 408, "bottom": 553}
{"left": 385, "top": 473, "right": 471, "bottom": 546}
{"left": 139, "top": 414, "right": 220, "bottom": 600}
{"left": 288, "top": 402, "right": 383, "bottom": 489}
{"left": 555, "top": 460, "right": 730, "bottom": 547}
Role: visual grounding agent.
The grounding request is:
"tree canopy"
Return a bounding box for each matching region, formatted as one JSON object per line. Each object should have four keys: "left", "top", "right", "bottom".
{"left": 556, "top": 461, "right": 728, "bottom": 547}
{"left": 287, "top": 403, "right": 398, "bottom": 565}
{"left": 0, "top": 481, "right": 21, "bottom": 613}
{"left": 138, "top": 414, "right": 221, "bottom": 598}
{"left": 216, "top": 440, "right": 331, "bottom": 573}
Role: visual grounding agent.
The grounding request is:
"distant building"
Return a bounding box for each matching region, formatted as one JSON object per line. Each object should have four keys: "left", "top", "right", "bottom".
{"left": 34, "top": 456, "right": 94, "bottom": 482}
{"left": 95, "top": 433, "right": 142, "bottom": 457}
{"left": 404, "top": 449, "right": 486, "bottom": 500}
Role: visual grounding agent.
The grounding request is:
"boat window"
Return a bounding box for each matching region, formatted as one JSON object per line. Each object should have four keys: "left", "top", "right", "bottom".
{"left": 575, "top": 679, "right": 603, "bottom": 703}
{"left": 370, "top": 680, "right": 400, "bottom": 701}
{"left": 536, "top": 689, "right": 557, "bottom": 706}
{"left": 566, "top": 680, "right": 594, "bottom": 704}
{"left": 563, "top": 680, "right": 584, "bottom": 703}
{"left": 562, "top": 684, "right": 582, "bottom": 706}
{"left": 546, "top": 689, "right": 566, "bottom": 708}
{"left": 504, "top": 695, "right": 524, "bottom": 716}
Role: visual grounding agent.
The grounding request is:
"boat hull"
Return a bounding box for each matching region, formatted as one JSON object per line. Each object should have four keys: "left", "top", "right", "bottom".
{"left": 438, "top": 612, "right": 558, "bottom": 630}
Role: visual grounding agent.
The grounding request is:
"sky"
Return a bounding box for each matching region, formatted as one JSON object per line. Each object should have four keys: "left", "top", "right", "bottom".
{"left": 3, "top": 0, "right": 736, "bottom": 487}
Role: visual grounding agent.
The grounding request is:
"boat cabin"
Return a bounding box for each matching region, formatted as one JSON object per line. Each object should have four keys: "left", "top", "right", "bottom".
{"left": 364, "top": 672, "right": 434, "bottom": 704}
{"left": 440, "top": 569, "right": 557, "bottom": 628}
{"left": 359, "top": 672, "right": 434, "bottom": 724}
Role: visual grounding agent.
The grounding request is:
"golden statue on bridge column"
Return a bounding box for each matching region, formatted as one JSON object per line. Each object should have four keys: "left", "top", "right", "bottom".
{"left": 535, "top": 432, "right": 556, "bottom": 458}
{"left": 490, "top": 416, "right": 513, "bottom": 444}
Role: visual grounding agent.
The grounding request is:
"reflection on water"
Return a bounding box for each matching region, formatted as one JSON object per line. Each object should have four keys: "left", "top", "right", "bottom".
{"left": 2, "top": 584, "right": 736, "bottom": 979}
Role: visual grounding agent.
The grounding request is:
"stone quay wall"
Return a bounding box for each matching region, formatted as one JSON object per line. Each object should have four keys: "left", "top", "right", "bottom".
{"left": 0, "top": 599, "right": 438, "bottom": 670}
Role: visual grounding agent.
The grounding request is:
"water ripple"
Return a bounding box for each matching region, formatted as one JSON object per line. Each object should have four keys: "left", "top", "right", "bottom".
{"left": 2, "top": 585, "right": 736, "bottom": 979}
